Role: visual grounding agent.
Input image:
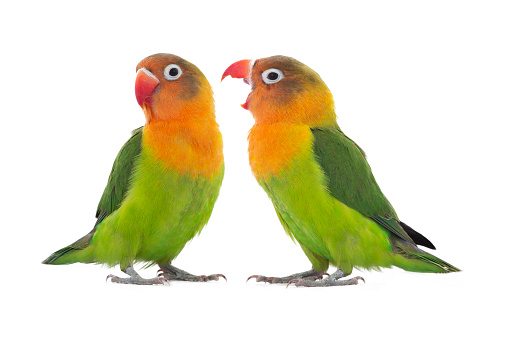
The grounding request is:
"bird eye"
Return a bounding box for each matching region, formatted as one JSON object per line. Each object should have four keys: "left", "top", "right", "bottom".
{"left": 163, "top": 64, "right": 182, "bottom": 80}
{"left": 261, "top": 68, "right": 284, "bottom": 84}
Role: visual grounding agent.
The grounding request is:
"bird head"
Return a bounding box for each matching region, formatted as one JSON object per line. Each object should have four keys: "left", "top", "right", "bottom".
{"left": 136, "top": 53, "right": 214, "bottom": 124}
{"left": 222, "top": 55, "right": 336, "bottom": 127}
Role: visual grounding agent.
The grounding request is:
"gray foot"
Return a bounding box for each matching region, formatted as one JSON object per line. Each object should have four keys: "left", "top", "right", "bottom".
{"left": 158, "top": 264, "right": 226, "bottom": 282}
{"left": 106, "top": 266, "right": 168, "bottom": 285}
{"left": 247, "top": 269, "right": 327, "bottom": 284}
{"left": 286, "top": 268, "right": 364, "bottom": 287}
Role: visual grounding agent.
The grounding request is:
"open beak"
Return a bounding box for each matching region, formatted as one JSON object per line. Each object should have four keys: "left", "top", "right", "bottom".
{"left": 221, "top": 59, "right": 252, "bottom": 110}
{"left": 221, "top": 59, "right": 252, "bottom": 82}
{"left": 135, "top": 68, "right": 160, "bottom": 107}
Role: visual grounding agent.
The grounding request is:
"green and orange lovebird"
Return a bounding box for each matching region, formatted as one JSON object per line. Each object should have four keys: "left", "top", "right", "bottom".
{"left": 222, "top": 56, "right": 459, "bottom": 287}
{"left": 43, "top": 54, "right": 225, "bottom": 285}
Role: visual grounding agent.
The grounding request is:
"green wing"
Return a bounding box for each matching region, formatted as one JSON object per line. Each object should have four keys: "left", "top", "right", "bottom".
{"left": 95, "top": 126, "right": 143, "bottom": 225}
{"left": 310, "top": 127, "right": 435, "bottom": 249}
{"left": 42, "top": 127, "right": 144, "bottom": 264}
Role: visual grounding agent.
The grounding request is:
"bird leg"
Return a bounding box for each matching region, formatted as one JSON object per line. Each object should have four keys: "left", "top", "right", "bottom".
{"left": 106, "top": 266, "right": 168, "bottom": 285}
{"left": 158, "top": 264, "right": 226, "bottom": 282}
{"left": 247, "top": 269, "right": 327, "bottom": 284}
{"left": 286, "top": 268, "right": 364, "bottom": 287}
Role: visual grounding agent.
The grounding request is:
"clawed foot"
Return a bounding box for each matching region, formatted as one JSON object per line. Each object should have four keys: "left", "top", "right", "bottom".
{"left": 246, "top": 269, "right": 328, "bottom": 284}
{"left": 106, "top": 266, "right": 169, "bottom": 285}
{"left": 286, "top": 269, "right": 365, "bottom": 288}
{"left": 158, "top": 264, "right": 227, "bottom": 282}
{"left": 158, "top": 271, "right": 226, "bottom": 282}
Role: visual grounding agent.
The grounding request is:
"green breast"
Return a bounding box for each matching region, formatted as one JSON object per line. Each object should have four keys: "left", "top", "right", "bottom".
{"left": 258, "top": 135, "right": 393, "bottom": 272}
{"left": 91, "top": 147, "right": 224, "bottom": 267}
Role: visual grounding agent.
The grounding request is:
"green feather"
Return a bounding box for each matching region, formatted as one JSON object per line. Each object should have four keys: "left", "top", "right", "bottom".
{"left": 257, "top": 125, "right": 458, "bottom": 274}
{"left": 43, "top": 127, "right": 224, "bottom": 268}
{"left": 96, "top": 127, "right": 143, "bottom": 222}
{"left": 311, "top": 127, "right": 436, "bottom": 248}
{"left": 371, "top": 216, "right": 415, "bottom": 246}
{"left": 311, "top": 128, "right": 396, "bottom": 217}
{"left": 42, "top": 128, "right": 143, "bottom": 264}
{"left": 393, "top": 239, "right": 460, "bottom": 273}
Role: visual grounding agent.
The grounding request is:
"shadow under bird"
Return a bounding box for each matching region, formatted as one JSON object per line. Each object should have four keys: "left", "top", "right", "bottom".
{"left": 222, "top": 56, "right": 459, "bottom": 287}
{"left": 43, "top": 54, "right": 225, "bottom": 285}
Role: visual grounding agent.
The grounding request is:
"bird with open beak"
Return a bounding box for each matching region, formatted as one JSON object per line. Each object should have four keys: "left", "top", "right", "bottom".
{"left": 222, "top": 55, "right": 459, "bottom": 287}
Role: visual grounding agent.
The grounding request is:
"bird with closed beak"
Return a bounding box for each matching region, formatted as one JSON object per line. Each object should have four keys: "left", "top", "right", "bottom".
{"left": 43, "top": 54, "right": 225, "bottom": 285}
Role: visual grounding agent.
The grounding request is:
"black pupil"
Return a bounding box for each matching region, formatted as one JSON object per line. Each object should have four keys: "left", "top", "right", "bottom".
{"left": 169, "top": 68, "right": 179, "bottom": 76}
{"left": 267, "top": 72, "right": 279, "bottom": 80}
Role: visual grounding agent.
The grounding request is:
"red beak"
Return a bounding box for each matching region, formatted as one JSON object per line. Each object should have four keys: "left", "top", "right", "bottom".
{"left": 221, "top": 59, "right": 252, "bottom": 81}
{"left": 135, "top": 68, "right": 160, "bottom": 107}
{"left": 222, "top": 59, "right": 252, "bottom": 110}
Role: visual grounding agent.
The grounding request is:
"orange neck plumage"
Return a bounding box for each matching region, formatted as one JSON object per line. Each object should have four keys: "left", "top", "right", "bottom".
{"left": 248, "top": 124, "right": 313, "bottom": 180}
{"left": 142, "top": 85, "right": 223, "bottom": 179}
{"left": 143, "top": 115, "right": 223, "bottom": 179}
{"left": 248, "top": 83, "right": 336, "bottom": 180}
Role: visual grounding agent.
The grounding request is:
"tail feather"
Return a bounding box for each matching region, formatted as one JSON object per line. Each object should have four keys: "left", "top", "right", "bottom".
{"left": 42, "top": 232, "right": 94, "bottom": 265}
{"left": 42, "top": 246, "right": 76, "bottom": 264}
{"left": 406, "top": 251, "right": 461, "bottom": 273}
{"left": 393, "top": 238, "right": 460, "bottom": 273}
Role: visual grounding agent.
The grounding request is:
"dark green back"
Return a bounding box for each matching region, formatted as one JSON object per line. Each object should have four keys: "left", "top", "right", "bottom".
{"left": 95, "top": 127, "right": 143, "bottom": 225}
{"left": 311, "top": 127, "right": 397, "bottom": 218}
{"left": 42, "top": 127, "right": 144, "bottom": 264}
{"left": 311, "top": 127, "right": 428, "bottom": 247}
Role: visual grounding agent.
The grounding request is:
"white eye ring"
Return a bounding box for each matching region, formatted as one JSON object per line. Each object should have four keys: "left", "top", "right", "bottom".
{"left": 262, "top": 68, "right": 284, "bottom": 84}
{"left": 164, "top": 64, "right": 182, "bottom": 81}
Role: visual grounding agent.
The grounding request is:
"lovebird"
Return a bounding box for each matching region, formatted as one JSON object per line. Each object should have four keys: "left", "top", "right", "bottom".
{"left": 43, "top": 54, "right": 225, "bottom": 285}
{"left": 222, "top": 56, "right": 459, "bottom": 287}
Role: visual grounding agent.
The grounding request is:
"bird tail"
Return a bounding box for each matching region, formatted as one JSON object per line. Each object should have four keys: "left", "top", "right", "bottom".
{"left": 405, "top": 250, "right": 460, "bottom": 273}
{"left": 42, "top": 232, "right": 94, "bottom": 265}
{"left": 393, "top": 240, "right": 460, "bottom": 273}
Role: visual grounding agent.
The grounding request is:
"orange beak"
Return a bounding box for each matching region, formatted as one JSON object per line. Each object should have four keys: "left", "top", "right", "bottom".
{"left": 221, "top": 59, "right": 252, "bottom": 110}
{"left": 135, "top": 68, "right": 160, "bottom": 107}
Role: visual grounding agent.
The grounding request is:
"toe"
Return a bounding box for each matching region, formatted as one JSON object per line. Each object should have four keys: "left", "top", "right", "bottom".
{"left": 247, "top": 275, "right": 264, "bottom": 283}
{"left": 210, "top": 274, "right": 227, "bottom": 282}
{"left": 286, "top": 279, "right": 300, "bottom": 288}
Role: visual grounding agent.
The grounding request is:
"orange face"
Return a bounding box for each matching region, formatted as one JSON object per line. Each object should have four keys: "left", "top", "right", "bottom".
{"left": 135, "top": 54, "right": 223, "bottom": 178}
{"left": 223, "top": 56, "right": 337, "bottom": 127}
{"left": 136, "top": 53, "right": 214, "bottom": 123}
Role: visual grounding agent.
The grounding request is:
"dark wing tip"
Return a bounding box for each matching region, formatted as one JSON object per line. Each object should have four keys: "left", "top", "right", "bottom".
{"left": 399, "top": 221, "right": 436, "bottom": 250}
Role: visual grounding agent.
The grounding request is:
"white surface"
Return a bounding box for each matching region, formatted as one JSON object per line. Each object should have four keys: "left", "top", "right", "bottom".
{"left": 1, "top": 1, "right": 507, "bottom": 337}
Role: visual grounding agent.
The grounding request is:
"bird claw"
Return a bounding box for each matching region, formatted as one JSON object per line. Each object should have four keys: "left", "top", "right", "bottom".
{"left": 158, "top": 276, "right": 170, "bottom": 285}
{"left": 246, "top": 275, "right": 259, "bottom": 283}
{"left": 247, "top": 271, "right": 328, "bottom": 284}
{"left": 286, "top": 275, "right": 365, "bottom": 288}
{"left": 246, "top": 275, "right": 279, "bottom": 283}
{"left": 158, "top": 269, "right": 226, "bottom": 282}
{"left": 105, "top": 273, "right": 168, "bottom": 285}
{"left": 198, "top": 274, "right": 227, "bottom": 282}
{"left": 354, "top": 276, "right": 365, "bottom": 284}
{"left": 286, "top": 279, "right": 300, "bottom": 288}
{"left": 209, "top": 274, "right": 227, "bottom": 282}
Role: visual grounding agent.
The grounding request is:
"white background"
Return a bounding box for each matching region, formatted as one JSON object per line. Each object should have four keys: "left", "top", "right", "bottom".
{"left": 1, "top": 1, "right": 507, "bottom": 337}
